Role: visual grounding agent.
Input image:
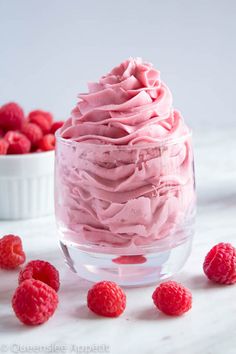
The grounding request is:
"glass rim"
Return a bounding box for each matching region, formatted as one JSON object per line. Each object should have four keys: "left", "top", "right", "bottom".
{"left": 55, "top": 128, "right": 192, "bottom": 150}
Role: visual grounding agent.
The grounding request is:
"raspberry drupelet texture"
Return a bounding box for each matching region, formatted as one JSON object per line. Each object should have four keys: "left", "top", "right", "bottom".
{"left": 19, "top": 260, "right": 60, "bottom": 292}
{"left": 0, "top": 102, "right": 25, "bottom": 131}
{"left": 0, "top": 235, "right": 26, "bottom": 269}
{"left": 28, "top": 110, "right": 53, "bottom": 134}
{"left": 152, "top": 281, "right": 192, "bottom": 316}
{"left": 0, "top": 138, "right": 9, "bottom": 154}
{"left": 87, "top": 281, "right": 126, "bottom": 317}
{"left": 22, "top": 123, "right": 43, "bottom": 147}
{"left": 4, "top": 131, "right": 31, "bottom": 154}
{"left": 203, "top": 242, "right": 236, "bottom": 285}
{"left": 12, "top": 279, "right": 58, "bottom": 325}
{"left": 38, "top": 134, "right": 55, "bottom": 151}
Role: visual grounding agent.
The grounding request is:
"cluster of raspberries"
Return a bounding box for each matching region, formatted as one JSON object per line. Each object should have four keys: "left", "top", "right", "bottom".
{"left": 0, "top": 102, "right": 64, "bottom": 155}
{"left": 0, "top": 234, "right": 60, "bottom": 325}
{"left": 0, "top": 234, "right": 235, "bottom": 325}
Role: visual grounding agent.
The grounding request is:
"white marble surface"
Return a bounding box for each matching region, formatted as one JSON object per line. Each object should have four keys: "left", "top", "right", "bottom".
{"left": 0, "top": 129, "right": 236, "bottom": 354}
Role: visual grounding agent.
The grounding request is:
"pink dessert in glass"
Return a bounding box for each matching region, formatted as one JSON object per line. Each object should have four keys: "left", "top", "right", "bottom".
{"left": 55, "top": 58, "right": 196, "bottom": 285}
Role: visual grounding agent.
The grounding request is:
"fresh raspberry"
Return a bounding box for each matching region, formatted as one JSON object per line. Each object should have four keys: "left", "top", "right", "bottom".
{"left": 29, "top": 110, "right": 53, "bottom": 124}
{"left": 50, "top": 121, "right": 64, "bottom": 134}
{"left": 112, "top": 255, "right": 147, "bottom": 264}
{"left": 87, "top": 281, "right": 126, "bottom": 317}
{"left": 19, "top": 260, "right": 60, "bottom": 292}
{"left": 0, "top": 127, "right": 4, "bottom": 137}
{"left": 12, "top": 279, "right": 58, "bottom": 325}
{"left": 0, "top": 138, "right": 9, "bottom": 155}
{"left": 29, "top": 114, "right": 51, "bottom": 134}
{"left": 0, "top": 102, "right": 24, "bottom": 131}
{"left": 152, "top": 281, "right": 192, "bottom": 316}
{"left": 38, "top": 134, "right": 55, "bottom": 151}
{"left": 4, "top": 131, "right": 31, "bottom": 154}
{"left": 203, "top": 243, "right": 236, "bottom": 285}
{"left": 28, "top": 110, "right": 53, "bottom": 133}
{"left": 0, "top": 235, "right": 26, "bottom": 269}
{"left": 22, "top": 123, "right": 43, "bottom": 146}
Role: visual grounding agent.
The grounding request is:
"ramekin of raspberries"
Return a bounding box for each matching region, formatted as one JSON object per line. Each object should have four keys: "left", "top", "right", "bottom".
{"left": 0, "top": 102, "right": 64, "bottom": 220}
{"left": 0, "top": 102, "right": 64, "bottom": 155}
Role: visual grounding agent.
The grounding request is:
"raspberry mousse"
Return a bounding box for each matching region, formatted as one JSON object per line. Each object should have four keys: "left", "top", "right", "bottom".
{"left": 55, "top": 58, "right": 195, "bottom": 264}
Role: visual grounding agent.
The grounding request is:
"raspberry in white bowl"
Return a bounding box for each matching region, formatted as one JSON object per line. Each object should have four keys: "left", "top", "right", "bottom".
{"left": 0, "top": 102, "right": 64, "bottom": 219}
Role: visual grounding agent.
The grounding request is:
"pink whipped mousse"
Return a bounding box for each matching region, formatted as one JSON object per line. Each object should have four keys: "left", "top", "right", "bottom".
{"left": 56, "top": 58, "right": 195, "bottom": 253}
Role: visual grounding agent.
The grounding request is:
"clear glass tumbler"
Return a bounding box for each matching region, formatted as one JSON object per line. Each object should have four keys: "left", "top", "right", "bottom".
{"left": 55, "top": 131, "right": 196, "bottom": 286}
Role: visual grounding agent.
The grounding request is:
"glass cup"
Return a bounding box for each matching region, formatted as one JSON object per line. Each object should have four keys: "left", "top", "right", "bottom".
{"left": 55, "top": 131, "right": 196, "bottom": 286}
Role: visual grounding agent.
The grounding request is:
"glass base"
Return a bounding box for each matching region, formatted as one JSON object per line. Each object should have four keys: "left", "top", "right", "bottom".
{"left": 60, "top": 237, "right": 193, "bottom": 286}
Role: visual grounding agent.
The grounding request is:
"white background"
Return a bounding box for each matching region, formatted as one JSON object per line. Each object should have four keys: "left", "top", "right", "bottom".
{"left": 0, "top": 0, "right": 236, "bottom": 130}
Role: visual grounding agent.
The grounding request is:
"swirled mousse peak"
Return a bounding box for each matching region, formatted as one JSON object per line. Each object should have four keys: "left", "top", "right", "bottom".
{"left": 61, "top": 57, "right": 189, "bottom": 145}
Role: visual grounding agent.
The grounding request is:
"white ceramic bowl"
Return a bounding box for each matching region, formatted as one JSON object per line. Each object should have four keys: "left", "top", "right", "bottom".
{"left": 0, "top": 151, "right": 54, "bottom": 220}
